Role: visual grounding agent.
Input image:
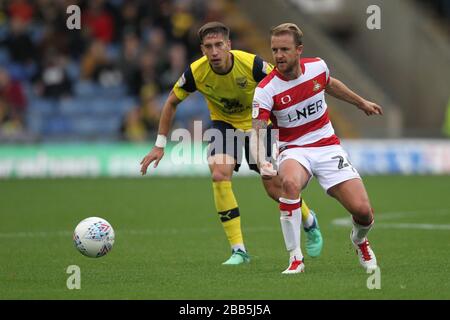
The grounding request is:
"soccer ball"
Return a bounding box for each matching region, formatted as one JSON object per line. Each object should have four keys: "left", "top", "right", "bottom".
{"left": 73, "top": 217, "right": 115, "bottom": 258}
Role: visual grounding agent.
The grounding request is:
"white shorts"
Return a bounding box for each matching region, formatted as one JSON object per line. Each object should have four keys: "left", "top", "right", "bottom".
{"left": 278, "top": 144, "right": 361, "bottom": 192}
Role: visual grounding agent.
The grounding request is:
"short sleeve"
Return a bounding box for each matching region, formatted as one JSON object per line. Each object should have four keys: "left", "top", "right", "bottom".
{"left": 172, "top": 66, "right": 196, "bottom": 100}
{"left": 321, "top": 58, "right": 330, "bottom": 85}
{"left": 252, "top": 56, "right": 274, "bottom": 82}
{"left": 252, "top": 87, "right": 273, "bottom": 121}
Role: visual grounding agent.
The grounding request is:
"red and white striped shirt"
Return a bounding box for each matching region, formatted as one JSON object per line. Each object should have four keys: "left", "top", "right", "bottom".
{"left": 253, "top": 57, "right": 340, "bottom": 149}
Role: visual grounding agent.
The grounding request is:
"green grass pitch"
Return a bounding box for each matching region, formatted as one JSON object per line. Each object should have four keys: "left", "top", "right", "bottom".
{"left": 0, "top": 176, "right": 449, "bottom": 299}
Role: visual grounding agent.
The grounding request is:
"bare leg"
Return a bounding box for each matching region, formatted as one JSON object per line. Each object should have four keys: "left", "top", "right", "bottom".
{"left": 328, "top": 178, "right": 373, "bottom": 226}
{"left": 328, "top": 178, "right": 377, "bottom": 270}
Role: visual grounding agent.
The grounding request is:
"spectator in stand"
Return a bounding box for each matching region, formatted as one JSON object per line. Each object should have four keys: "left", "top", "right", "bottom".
{"left": 33, "top": 49, "right": 72, "bottom": 99}
{"left": 140, "top": 87, "right": 161, "bottom": 136}
{"left": 145, "top": 27, "right": 169, "bottom": 71}
{"left": 128, "top": 49, "right": 160, "bottom": 97}
{"left": 116, "top": 0, "right": 142, "bottom": 39}
{"left": 120, "top": 105, "right": 148, "bottom": 142}
{"left": 80, "top": 40, "right": 123, "bottom": 88}
{"left": 0, "top": 67, "right": 27, "bottom": 122}
{"left": 170, "top": 1, "right": 195, "bottom": 43}
{"left": 0, "top": 0, "right": 249, "bottom": 142}
{"left": 82, "top": 0, "right": 115, "bottom": 44}
{"left": 120, "top": 85, "right": 161, "bottom": 142}
{"left": 159, "top": 43, "right": 187, "bottom": 91}
{"left": 119, "top": 32, "right": 141, "bottom": 95}
{"left": 2, "top": 17, "right": 35, "bottom": 66}
{"left": 7, "top": 0, "right": 34, "bottom": 24}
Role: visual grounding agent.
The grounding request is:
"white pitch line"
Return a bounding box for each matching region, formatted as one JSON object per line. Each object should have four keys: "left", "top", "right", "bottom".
{"left": 332, "top": 209, "right": 450, "bottom": 231}
{"left": 2, "top": 210, "right": 449, "bottom": 238}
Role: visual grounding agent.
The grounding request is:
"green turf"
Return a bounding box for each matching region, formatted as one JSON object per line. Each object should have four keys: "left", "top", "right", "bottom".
{"left": 0, "top": 176, "right": 449, "bottom": 299}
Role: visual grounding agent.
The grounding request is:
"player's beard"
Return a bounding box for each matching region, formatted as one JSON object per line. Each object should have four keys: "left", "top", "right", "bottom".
{"left": 278, "top": 60, "right": 297, "bottom": 77}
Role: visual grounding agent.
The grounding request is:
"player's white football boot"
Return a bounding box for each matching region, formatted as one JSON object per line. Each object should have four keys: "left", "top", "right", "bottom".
{"left": 351, "top": 233, "right": 377, "bottom": 271}
{"left": 281, "top": 256, "right": 305, "bottom": 274}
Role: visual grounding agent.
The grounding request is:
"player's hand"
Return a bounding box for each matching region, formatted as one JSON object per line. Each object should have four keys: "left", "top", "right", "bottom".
{"left": 140, "top": 147, "right": 164, "bottom": 175}
{"left": 259, "top": 161, "right": 277, "bottom": 179}
{"left": 358, "top": 100, "right": 383, "bottom": 116}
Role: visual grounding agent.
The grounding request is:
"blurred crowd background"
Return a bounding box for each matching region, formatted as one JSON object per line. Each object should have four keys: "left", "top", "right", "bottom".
{"left": 0, "top": 0, "right": 449, "bottom": 144}
{"left": 0, "top": 0, "right": 232, "bottom": 143}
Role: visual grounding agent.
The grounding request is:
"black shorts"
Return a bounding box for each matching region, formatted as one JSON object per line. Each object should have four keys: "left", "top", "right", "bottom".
{"left": 206, "top": 120, "right": 274, "bottom": 173}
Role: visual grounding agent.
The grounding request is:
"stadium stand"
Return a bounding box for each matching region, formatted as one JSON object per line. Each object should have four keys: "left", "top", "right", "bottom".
{"left": 0, "top": 0, "right": 243, "bottom": 143}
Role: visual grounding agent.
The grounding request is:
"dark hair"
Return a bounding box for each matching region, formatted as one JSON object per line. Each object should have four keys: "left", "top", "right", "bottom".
{"left": 270, "top": 23, "right": 303, "bottom": 46}
{"left": 198, "top": 21, "right": 230, "bottom": 43}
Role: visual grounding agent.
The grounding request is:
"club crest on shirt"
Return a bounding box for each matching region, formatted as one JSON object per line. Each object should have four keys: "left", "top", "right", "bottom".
{"left": 313, "top": 80, "right": 322, "bottom": 92}
{"left": 235, "top": 77, "right": 248, "bottom": 89}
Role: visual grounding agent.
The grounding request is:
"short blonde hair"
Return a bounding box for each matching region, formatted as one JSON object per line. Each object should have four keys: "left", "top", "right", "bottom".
{"left": 270, "top": 23, "right": 303, "bottom": 46}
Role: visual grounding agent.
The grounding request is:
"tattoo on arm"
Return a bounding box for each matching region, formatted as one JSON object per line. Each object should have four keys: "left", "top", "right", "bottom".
{"left": 251, "top": 119, "right": 269, "bottom": 166}
{"left": 252, "top": 119, "right": 268, "bottom": 132}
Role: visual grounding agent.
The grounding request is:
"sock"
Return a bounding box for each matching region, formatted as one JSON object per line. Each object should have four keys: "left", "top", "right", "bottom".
{"left": 301, "top": 200, "right": 315, "bottom": 230}
{"left": 279, "top": 197, "right": 303, "bottom": 260}
{"left": 213, "top": 181, "right": 245, "bottom": 252}
{"left": 289, "top": 247, "right": 303, "bottom": 263}
{"left": 231, "top": 244, "right": 246, "bottom": 253}
{"left": 351, "top": 217, "right": 374, "bottom": 244}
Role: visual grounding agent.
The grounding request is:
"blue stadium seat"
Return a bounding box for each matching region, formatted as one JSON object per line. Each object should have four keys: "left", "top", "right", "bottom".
{"left": 96, "top": 115, "right": 122, "bottom": 135}
{"left": 70, "top": 114, "right": 122, "bottom": 138}
{"left": 74, "top": 81, "right": 99, "bottom": 98}
{"left": 0, "top": 25, "right": 9, "bottom": 42}
{"left": 109, "top": 97, "right": 137, "bottom": 115}
{"left": 96, "top": 84, "right": 127, "bottom": 98}
{"left": 106, "top": 43, "right": 121, "bottom": 60}
{"left": 90, "top": 98, "right": 116, "bottom": 115}
{"left": 71, "top": 116, "right": 99, "bottom": 136}
{"left": 0, "top": 48, "right": 10, "bottom": 65}
{"left": 43, "top": 115, "right": 73, "bottom": 136}
{"left": 28, "top": 98, "right": 57, "bottom": 116}
{"left": 29, "top": 23, "right": 45, "bottom": 44}
{"left": 26, "top": 113, "right": 44, "bottom": 135}
{"left": 6, "top": 63, "right": 33, "bottom": 82}
{"left": 27, "top": 99, "right": 58, "bottom": 135}
{"left": 59, "top": 99, "right": 87, "bottom": 116}
{"left": 66, "top": 61, "right": 81, "bottom": 81}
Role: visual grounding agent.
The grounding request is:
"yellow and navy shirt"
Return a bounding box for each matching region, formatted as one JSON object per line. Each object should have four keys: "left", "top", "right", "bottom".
{"left": 172, "top": 50, "right": 273, "bottom": 130}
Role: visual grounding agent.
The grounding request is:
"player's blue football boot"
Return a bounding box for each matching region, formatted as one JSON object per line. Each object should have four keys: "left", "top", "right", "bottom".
{"left": 304, "top": 210, "right": 323, "bottom": 257}
{"left": 222, "top": 249, "right": 250, "bottom": 265}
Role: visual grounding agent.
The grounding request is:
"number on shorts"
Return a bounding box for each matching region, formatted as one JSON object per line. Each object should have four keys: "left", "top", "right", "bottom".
{"left": 332, "top": 155, "right": 349, "bottom": 170}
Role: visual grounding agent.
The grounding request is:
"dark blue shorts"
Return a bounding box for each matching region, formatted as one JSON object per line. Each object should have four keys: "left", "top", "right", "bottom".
{"left": 206, "top": 120, "right": 274, "bottom": 173}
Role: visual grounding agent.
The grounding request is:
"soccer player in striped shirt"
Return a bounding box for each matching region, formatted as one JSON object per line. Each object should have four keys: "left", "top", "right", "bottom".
{"left": 252, "top": 23, "right": 382, "bottom": 274}
{"left": 140, "top": 22, "right": 323, "bottom": 265}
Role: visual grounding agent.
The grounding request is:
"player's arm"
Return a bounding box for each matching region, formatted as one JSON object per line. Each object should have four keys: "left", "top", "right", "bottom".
{"left": 325, "top": 77, "right": 383, "bottom": 116}
{"left": 140, "top": 65, "right": 196, "bottom": 174}
{"left": 251, "top": 117, "right": 276, "bottom": 177}
{"left": 140, "top": 91, "right": 181, "bottom": 175}
{"left": 250, "top": 87, "right": 277, "bottom": 178}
